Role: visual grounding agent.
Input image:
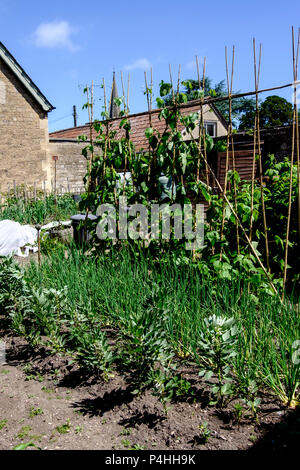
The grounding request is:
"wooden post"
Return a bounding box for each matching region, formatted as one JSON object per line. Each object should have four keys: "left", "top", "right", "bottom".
{"left": 13, "top": 180, "right": 16, "bottom": 198}
{"left": 36, "top": 225, "right": 41, "bottom": 267}
{"left": 34, "top": 182, "right": 37, "bottom": 201}
{"left": 52, "top": 156, "right": 58, "bottom": 204}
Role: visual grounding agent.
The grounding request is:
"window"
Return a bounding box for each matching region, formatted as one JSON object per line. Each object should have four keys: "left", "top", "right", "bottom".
{"left": 204, "top": 122, "right": 217, "bottom": 137}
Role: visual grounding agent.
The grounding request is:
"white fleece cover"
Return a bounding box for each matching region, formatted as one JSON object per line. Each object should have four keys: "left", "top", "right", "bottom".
{"left": 0, "top": 219, "right": 71, "bottom": 257}
{"left": 0, "top": 220, "right": 37, "bottom": 257}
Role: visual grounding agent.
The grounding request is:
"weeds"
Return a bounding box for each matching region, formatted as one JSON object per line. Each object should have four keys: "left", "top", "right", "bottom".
{"left": 13, "top": 441, "right": 42, "bottom": 450}
{"left": 0, "top": 419, "right": 7, "bottom": 430}
{"left": 198, "top": 422, "right": 211, "bottom": 443}
{"left": 28, "top": 407, "right": 44, "bottom": 418}
{"left": 0, "top": 194, "right": 77, "bottom": 226}
{"left": 15, "top": 426, "right": 32, "bottom": 439}
{"left": 56, "top": 419, "right": 71, "bottom": 434}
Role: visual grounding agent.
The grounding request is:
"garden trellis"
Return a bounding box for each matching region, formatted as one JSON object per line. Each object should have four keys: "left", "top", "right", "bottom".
{"left": 77, "top": 28, "right": 300, "bottom": 300}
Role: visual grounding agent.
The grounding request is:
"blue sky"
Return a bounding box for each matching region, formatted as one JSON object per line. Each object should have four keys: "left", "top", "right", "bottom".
{"left": 0, "top": 0, "right": 299, "bottom": 132}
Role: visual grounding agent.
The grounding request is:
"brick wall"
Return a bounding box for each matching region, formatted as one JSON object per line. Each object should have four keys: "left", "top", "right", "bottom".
{"left": 0, "top": 58, "right": 51, "bottom": 189}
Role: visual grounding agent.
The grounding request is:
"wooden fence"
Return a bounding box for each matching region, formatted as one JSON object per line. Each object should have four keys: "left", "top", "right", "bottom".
{"left": 0, "top": 179, "right": 85, "bottom": 205}
{"left": 217, "top": 151, "right": 258, "bottom": 189}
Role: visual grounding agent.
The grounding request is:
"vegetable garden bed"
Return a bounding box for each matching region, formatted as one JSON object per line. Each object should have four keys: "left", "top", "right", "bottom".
{"left": 0, "top": 247, "right": 299, "bottom": 450}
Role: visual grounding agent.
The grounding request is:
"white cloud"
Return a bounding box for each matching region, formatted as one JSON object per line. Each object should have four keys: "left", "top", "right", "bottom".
{"left": 123, "top": 58, "right": 152, "bottom": 71}
{"left": 33, "top": 20, "right": 79, "bottom": 52}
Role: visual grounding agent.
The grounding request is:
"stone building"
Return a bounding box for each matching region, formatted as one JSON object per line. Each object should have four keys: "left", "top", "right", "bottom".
{"left": 0, "top": 41, "right": 54, "bottom": 190}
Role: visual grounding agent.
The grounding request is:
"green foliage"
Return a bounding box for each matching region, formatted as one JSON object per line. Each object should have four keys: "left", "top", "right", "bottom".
{"left": 162, "top": 77, "right": 255, "bottom": 127}
{"left": 70, "top": 325, "right": 114, "bottom": 380}
{"left": 39, "top": 233, "right": 67, "bottom": 255}
{"left": 117, "top": 306, "right": 174, "bottom": 391}
{"left": 29, "top": 407, "right": 44, "bottom": 418}
{"left": 0, "top": 247, "right": 299, "bottom": 415}
{"left": 198, "top": 421, "right": 211, "bottom": 443}
{"left": 78, "top": 77, "right": 215, "bottom": 226}
{"left": 151, "top": 369, "right": 192, "bottom": 415}
{"left": 0, "top": 194, "right": 77, "bottom": 225}
{"left": 0, "top": 419, "right": 8, "bottom": 430}
{"left": 200, "top": 154, "right": 299, "bottom": 284}
{"left": 0, "top": 257, "right": 28, "bottom": 316}
{"left": 13, "top": 441, "right": 41, "bottom": 450}
{"left": 195, "top": 315, "right": 239, "bottom": 407}
{"left": 239, "top": 95, "right": 294, "bottom": 129}
{"left": 56, "top": 419, "right": 71, "bottom": 434}
{"left": 76, "top": 79, "right": 299, "bottom": 289}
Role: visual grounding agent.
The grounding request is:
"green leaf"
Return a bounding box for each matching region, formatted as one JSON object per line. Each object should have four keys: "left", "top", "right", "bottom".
{"left": 180, "top": 152, "right": 187, "bottom": 174}
{"left": 13, "top": 442, "right": 41, "bottom": 450}
{"left": 200, "top": 185, "right": 211, "bottom": 202}
{"left": 156, "top": 98, "right": 165, "bottom": 108}
{"left": 145, "top": 127, "right": 154, "bottom": 139}
{"left": 141, "top": 181, "right": 149, "bottom": 193}
{"left": 159, "top": 81, "right": 172, "bottom": 97}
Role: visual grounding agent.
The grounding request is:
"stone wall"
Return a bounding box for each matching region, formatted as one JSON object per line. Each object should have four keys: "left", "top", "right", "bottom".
{"left": 48, "top": 139, "right": 87, "bottom": 191}
{"left": 0, "top": 58, "right": 51, "bottom": 190}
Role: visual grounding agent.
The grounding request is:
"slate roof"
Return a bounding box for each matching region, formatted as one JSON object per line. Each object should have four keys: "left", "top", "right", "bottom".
{"left": 0, "top": 41, "right": 55, "bottom": 113}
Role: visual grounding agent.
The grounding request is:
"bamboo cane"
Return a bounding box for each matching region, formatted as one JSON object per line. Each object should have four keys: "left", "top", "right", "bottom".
{"left": 253, "top": 51, "right": 271, "bottom": 273}
{"left": 294, "top": 27, "right": 300, "bottom": 241}
{"left": 170, "top": 65, "right": 181, "bottom": 203}
{"left": 84, "top": 82, "right": 94, "bottom": 243}
{"left": 226, "top": 46, "right": 240, "bottom": 254}
{"left": 220, "top": 46, "right": 234, "bottom": 259}
{"left": 249, "top": 40, "right": 262, "bottom": 242}
{"left": 121, "top": 71, "right": 128, "bottom": 195}
{"left": 148, "top": 81, "right": 300, "bottom": 117}
{"left": 186, "top": 128, "right": 281, "bottom": 300}
{"left": 121, "top": 72, "right": 132, "bottom": 195}
{"left": 196, "top": 56, "right": 209, "bottom": 187}
{"left": 282, "top": 26, "right": 299, "bottom": 299}
{"left": 144, "top": 70, "right": 152, "bottom": 190}
{"left": 102, "top": 78, "right": 108, "bottom": 182}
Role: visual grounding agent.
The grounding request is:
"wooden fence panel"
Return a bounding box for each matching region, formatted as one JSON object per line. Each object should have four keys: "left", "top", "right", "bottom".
{"left": 217, "top": 151, "right": 257, "bottom": 189}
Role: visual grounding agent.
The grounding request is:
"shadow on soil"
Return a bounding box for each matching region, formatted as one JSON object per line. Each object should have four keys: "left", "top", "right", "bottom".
{"left": 249, "top": 406, "right": 300, "bottom": 451}
{"left": 70, "top": 387, "right": 136, "bottom": 417}
{"left": 118, "top": 410, "right": 165, "bottom": 429}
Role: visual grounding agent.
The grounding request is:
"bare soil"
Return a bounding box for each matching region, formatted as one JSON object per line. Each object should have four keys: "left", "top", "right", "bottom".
{"left": 0, "top": 328, "right": 299, "bottom": 451}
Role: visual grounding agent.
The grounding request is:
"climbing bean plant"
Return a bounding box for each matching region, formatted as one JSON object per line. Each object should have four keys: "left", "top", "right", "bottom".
{"left": 77, "top": 80, "right": 299, "bottom": 291}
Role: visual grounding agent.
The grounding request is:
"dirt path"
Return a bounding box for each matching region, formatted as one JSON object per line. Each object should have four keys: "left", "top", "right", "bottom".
{"left": 0, "top": 332, "right": 299, "bottom": 451}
